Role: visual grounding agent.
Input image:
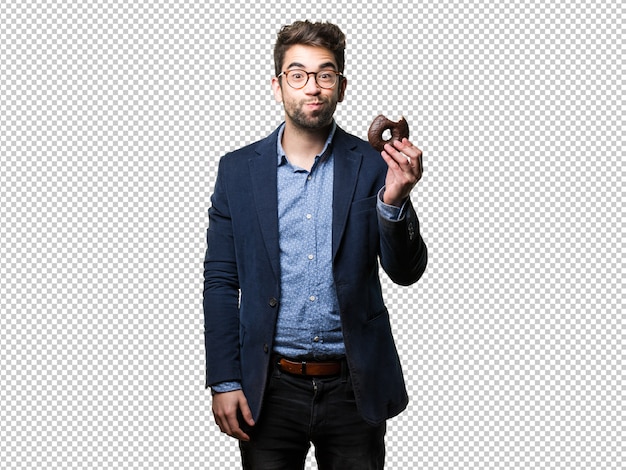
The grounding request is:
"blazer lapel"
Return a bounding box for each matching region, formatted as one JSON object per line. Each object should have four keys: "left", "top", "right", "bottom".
{"left": 332, "top": 127, "right": 363, "bottom": 260}
{"left": 248, "top": 129, "right": 281, "bottom": 280}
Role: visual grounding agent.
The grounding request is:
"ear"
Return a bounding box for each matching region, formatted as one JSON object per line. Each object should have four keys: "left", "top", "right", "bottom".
{"left": 271, "top": 76, "right": 283, "bottom": 103}
{"left": 337, "top": 76, "right": 348, "bottom": 102}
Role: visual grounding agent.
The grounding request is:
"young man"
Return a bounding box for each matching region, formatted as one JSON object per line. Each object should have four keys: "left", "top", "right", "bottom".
{"left": 204, "top": 20, "right": 427, "bottom": 469}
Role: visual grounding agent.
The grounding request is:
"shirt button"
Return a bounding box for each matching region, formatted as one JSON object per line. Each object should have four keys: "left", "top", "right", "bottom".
{"left": 309, "top": 295, "right": 316, "bottom": 302}
{"left": 306, "top": 214, "right": 312, "bottom": 219}
{"left": 313, "top": 336, "right": 320, "bottom": 342}
{"left": 307, "top": 175, "right": 312, "bottom": 181}
{"left": 307, "top": 254, "right": 314, "bottom": 260}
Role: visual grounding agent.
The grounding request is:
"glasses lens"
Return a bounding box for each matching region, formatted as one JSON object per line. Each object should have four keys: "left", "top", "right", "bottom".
{"left": 316, "top": 71, "right": 337, "bottom": 88}
{"left": 286, "top": 70, "right": 307, "bottom": 88}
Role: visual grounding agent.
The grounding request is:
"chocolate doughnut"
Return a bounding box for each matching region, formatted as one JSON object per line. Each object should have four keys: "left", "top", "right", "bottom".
{"left": 367, "top": 115, "right": 410, "bottom": 152}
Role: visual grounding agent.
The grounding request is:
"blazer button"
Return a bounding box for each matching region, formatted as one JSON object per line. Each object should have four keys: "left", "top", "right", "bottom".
{"left": 263, "top": 344, "right": 269, "bottom": 353}
{"left": 269, "top": 297, "right": 278, "bottom": 307}
{"left": 408, "top": 222, "right": 415, "bottom": 241}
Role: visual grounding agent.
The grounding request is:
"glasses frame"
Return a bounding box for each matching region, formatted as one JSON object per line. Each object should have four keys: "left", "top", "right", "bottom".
{"left": 277, "top": 69, "right": 344, "bottom": 90}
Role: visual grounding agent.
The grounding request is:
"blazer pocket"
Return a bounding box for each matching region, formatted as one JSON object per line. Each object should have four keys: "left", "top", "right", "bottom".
{"left": 350, "top": 195, "right": 377, "bottom": 215}
{"left": 367, "top": 307, "right": 389, "bottom": 322}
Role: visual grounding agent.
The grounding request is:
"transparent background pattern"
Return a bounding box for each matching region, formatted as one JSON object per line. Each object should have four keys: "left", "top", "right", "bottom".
{"left": 1, "top": 0, "right": 624, "bottom": 469}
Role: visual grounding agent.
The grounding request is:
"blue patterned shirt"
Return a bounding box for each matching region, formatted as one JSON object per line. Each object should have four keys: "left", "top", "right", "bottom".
{"left": 273, "top": 122, "right": 342, "bottom": 359}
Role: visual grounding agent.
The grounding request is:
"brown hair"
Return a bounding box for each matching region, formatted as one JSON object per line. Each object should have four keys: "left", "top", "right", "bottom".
{"left": 273, "top": 20, "right": 346, "bottom": 77}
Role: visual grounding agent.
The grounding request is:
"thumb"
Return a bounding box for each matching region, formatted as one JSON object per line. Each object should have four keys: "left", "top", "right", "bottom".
{"left": 239, "top": 395, "right": 255, "bottom": 426}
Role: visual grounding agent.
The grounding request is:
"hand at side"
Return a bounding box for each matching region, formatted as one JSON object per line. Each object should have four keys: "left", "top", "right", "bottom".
{"left": 212, "top": 390, "right": 255, "bottom": 441}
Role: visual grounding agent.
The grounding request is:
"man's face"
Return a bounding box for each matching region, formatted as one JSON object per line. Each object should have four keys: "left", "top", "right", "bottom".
{"left": 272, "top": 44, "right": 347, "bottom": 130}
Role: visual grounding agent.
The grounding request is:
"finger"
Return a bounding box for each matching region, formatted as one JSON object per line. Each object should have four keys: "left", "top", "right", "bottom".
{"left": 384, "top": 142, "right": 412, "bottom": 168}
{"left": 380, "top": 148, "right": 403, "bottom": 171}
{"left": 213, "top": 415, "right": 229, "bottom": 436}
{"left": 239, "top": 397, "right": 255, "bottom": 427}
{"left": 225, "top": 414, "right": 251, "bottom": 442}
{"left": 393, "top": 139, "right": 422, "bottom": 160}
{"left": 394, "top": 139, "right": 423, "bottom": 176}
{"left": 212, "top": 407, "right": 231, "bottom": 435}
{"left": 214, "top": 409, "right": 251, "bottom": 441}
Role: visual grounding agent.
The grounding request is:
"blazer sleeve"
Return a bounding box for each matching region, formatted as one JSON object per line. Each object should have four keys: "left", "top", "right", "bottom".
{"left": 203, "top": 157, "right": 242, "bottom": 387}
{"left": 377, "top": 198, "right": 427, "bottom": 286}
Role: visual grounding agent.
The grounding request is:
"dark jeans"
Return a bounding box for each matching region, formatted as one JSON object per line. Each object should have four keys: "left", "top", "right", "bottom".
{"left": 239, "top": 361, "right": 386, "bottom": 470}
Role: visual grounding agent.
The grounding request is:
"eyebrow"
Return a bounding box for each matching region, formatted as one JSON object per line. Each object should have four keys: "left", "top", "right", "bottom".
{"left": 286, "top": 61, "right": 337, "bottom": 70}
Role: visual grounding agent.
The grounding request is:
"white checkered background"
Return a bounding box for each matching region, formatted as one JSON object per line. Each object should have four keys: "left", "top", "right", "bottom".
{"left": 1, "top": 0, "right": 623, "bottom": 468}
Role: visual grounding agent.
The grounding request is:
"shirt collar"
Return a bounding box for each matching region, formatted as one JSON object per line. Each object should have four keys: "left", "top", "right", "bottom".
{"left": 277, "top": 120, "right": 337, "bottom": 166}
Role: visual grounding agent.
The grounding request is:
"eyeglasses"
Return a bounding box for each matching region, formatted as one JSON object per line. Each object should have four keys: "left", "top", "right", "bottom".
{"left": 277, "top": 69, "right": 343, "bottom": 89}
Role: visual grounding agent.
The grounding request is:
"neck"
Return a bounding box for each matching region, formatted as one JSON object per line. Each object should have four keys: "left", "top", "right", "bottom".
{"left": 281, "top": 121, "right": 332, "bottom": 171}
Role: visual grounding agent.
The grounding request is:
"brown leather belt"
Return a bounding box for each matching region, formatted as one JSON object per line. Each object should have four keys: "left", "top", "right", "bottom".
{"left": 276, "top": 357, "right": 342, "bottom": 377}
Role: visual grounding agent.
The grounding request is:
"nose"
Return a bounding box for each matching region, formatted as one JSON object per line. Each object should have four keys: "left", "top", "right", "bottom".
{"left": 303, "top": 73, "right": 321, "bottom": 94}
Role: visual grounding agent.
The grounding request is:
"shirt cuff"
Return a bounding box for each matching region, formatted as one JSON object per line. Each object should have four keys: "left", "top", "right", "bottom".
{"left": 211, "top": 381, "right": 242, "bottom": 395}
{"left": 377, "top": 187, "right": 408, "bottom": 221}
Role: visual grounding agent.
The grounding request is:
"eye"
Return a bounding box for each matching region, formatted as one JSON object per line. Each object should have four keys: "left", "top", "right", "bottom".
{"left": 318, "top": 72, "right": 333, "bottom": 80}
{"left": 290, "top": 71, "right": 305, "bottom": 80}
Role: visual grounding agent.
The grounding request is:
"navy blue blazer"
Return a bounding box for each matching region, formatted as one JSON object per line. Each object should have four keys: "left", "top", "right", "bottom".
{"left": 203, "top": 124, "right": 427, "bottom": 425}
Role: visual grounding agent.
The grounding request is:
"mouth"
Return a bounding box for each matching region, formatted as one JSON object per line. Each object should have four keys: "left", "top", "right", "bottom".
{"left": 305, "top": 101, "right": 325, "bottom": 109}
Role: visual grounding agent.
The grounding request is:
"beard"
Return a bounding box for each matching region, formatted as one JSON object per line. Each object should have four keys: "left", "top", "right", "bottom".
{"left": 284, "top": 98, "right": 338, "bottom": 130}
